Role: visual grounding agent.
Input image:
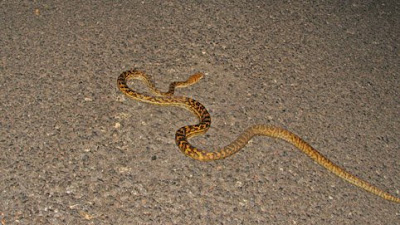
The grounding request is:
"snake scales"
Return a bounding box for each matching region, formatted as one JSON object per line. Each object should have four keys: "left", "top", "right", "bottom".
{"left": 117, "top": 69, "right": 400, "bottom": 203}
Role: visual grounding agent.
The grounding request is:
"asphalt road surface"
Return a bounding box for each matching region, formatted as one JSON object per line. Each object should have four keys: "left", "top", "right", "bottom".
{"left": 1, "top": 1, "right": 399, "bottom": 224}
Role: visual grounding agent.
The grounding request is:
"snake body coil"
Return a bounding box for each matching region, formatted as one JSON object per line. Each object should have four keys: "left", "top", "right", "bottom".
{"left": 117, "top": 69, "right": 400, "bottom": 203}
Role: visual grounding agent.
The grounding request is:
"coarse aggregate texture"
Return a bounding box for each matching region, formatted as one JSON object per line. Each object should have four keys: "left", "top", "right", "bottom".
{"left": 1, "top": 0, "right": 399, "bottom": 224}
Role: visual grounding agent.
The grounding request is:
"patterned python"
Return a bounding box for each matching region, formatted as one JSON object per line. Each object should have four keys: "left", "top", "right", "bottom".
{"left": 117, "top": 69, "right": 400, "bottom": 203}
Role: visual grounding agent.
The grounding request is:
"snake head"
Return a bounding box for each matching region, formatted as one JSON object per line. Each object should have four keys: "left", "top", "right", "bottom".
{"left": 187, "top": 72, "right": 204, "bottom": 84}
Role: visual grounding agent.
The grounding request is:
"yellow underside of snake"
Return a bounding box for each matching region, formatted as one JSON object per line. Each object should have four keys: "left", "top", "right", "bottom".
{"left": 117, "top": 69, "right": 400, "bottom": 203}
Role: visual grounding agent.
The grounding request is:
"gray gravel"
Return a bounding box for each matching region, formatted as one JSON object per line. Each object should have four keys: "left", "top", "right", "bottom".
{"left": 1, "top": 0, "right": 399, "bottom": 224}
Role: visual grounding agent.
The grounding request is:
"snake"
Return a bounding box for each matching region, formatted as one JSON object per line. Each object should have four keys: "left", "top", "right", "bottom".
{"left": 117, "top": 69, "right": 400, "bottom": 203}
